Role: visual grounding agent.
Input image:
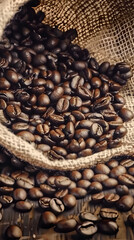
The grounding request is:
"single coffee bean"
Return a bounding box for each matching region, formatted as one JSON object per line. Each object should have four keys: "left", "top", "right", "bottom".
{"left": 55, "top": 189, "right": 68, "bottom": 199}
{"left": 35, "top": 171, "right": 48, "bottom": 185}
{"left": 110, "top": 165, "right": 126, "bottom": 178}
{"left": 50, "top": 86, "right": 64, "bottom": 101}
{"left": 82, "top": 169, "right": 94, "bottom": 180}
{"left": 28, "top": 187, "right": 43, "bottom": 199}
{"left": 116, "top": 184, "right": 129, "bottom": 196}
{"left": 70, "top": 187, "right": 87, "bottom": 199}
{"left": 50, "top": 129, "right": 65, "bottom": 141}
{"left": 17, "top": 131, "right": 35, "bottom": 142}
{"left": 0, "top": 186, "right": 14, "bottom": 194}
{"left": 38, "top": 93, "right": 50, "bottom": 106}
{"left": 94, "top": 163, "right": 110, "bottom": 175}
{"left": 62, "top": 194, "right": 76, "bottom": 209}
{"left": 100, "top": 208, "right": 118, "bottom": 220}
{"left": 120, "top": 158, "right": 134, "bottom": 168}
{"left": 49, "top": 198, "right": 64, "bottom": 213}
{"left": 102, "top": 178, "right": 118, "bottom": 188}
{"left": 92, "top": 174, "right": 108, "bottom": 182}
{"left": 69, "top": 171, "right": 82, "bottom": 182}
{"left": 118, "top": 174, "right": 134, "bottom": 187}
{"left": 39, "top": 197, "right": 51, "bottom": 209}
{"left": 41, "top": 211, "right": 57, "bottom": 226}
{"left": 5, "top": 69, "right": 18, "bottom": 83}
{"left": 15, "top": 200, "right": 33, "bottom": 212}
{"left": 98, "top": 220, "right": 118, "bottom": 234}
{"left": 104, "top": 193, "right": 120, "bottom": 205}
{"left": 89, "top": 182, "right": 103, "bottom": 193}
{"left": 55, "top": 176, "right": 71, "bottom": 188}
{"left": 80, "top": 212, "right": 98, "bottom": 222}
{"left": 5, "top": 225, "right": 22, "bottom": 239}
{"left": 56, "top": 218, "right": 77, "bottom": 233}
{"left": 0, "top": 195, "right": 13, "bottom": 207}
{"left": 128, "top": 167, "right": 134, "bottom": 176}
{"left": 56, "top": 97, "right": 69, "bottom": 112}
{"left": 16, "top": 177, "right": 34, "bottom": 189}
{"left": 0, "top": 174, "right": 15, "bottom": 186}
{"left": 77, "top": 221, "right": 98, "bottom": 236}
{"left": 90, "top": 123, "right": 103, "bottom": 138}
{"left": 116, "top": 195, "right": 134, "bottom": 211}
{"left": 119, "top": 108, "right": 134, "bottom": 122}
{"left": 127, "top": 213, "right": 134, "bottom": 225}
{"left": 91, "top": 192, "right": 104, "bottom": 203}
{"left": 77, "top": 179, "right": 91, "bottom": 189}
{"left": 107, "top": 159, "right": 119, "bottom": 168}
{"left": 91, "top": 77, "right": 102, "bottom": 88}
{"left": 6, "top": 104, "right": 21, "bottom": 118}
{"left": 70, "top": 96, "right": 82, "bottom": 109}
{"left": 40, "top": 184, "right": 56, "bottom": 196}
{"left": 13, "top": 188, "right": 27, "bottom": 201}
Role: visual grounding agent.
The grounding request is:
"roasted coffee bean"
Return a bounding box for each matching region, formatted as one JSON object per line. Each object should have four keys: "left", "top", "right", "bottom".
{"left": 118, "top": 174, "right": 134, "bottom": 187}
{"left": 0, "top": 186, "right": 14, "bottom": 194}
{"left": 56, "top": 218, "right": 77, "bottom": 233}
{"left": 91, "top": 192, "right": 104, "bottom": 203}
{"left": 127, "top": 213, "right": 134, "bottom": 225}
{"left": 93, "top": 96, "right": 111, "bottom": 111}
{"left": 102, "top": 178, "right": 118, "bottom": 188}
{"left": 28, "top": 187, "right": 43, "bottom": 199}
{"left": 92, "top": 174, "right": 108, "bottom": 182}
{"left": 104, "top": 193, "right": 120, "bottom": 205}
{"left": 39, "top": 197, "right": 51, "bottom": 209}
{"left": 68, "top": 181, "right": 77, "bottom": 189}
{"left": 82, "top": 169, "right": 94, "bottom": 180}
{"left": 90, "top": 123, "right": 103, "bottom": 138}
{"left": 49, "top": 114, "right": 64, "bottom": 125}
{"left": 32, "top": 54, "right": 46, "bottom": 67}
{"left": 62, "top": 194, "right": 76, "bottom": 208}
{"left": 35, "top": 171, "right": 48, "bottom": 185}
{"left": 0, "top": 77, "right": 11, "bottom": 90}
{"left": 75, "top": 129, "right": 90, "bottom": 140}
{"left": 107, "top": 159, "right": 119, "bottom": 168}
{"left": 94, "top": 163, "right": 110, "bottom": 174}
{"left": 52, "top": 146, "right": 67, "bottom": 157}
{"left": 77, "top": 221, "right": 98, "bottom": 236}
{"left": 0, "top": 99, "right": 7, "bottom": 110}
{"left": 5, "top": 69, "right": 18, "bottom": 83}
{"left": 64, "top": 121, "right": 74, "bottom": 139}
{"left": 11, "top": 171, "right": 29, "bottom": 180}
{"left": 115, "top": 62, "right": 131, "bottom": 73}
{"left": 15, "top": 200, "right": 33, "bottom": 212}
{"left": 47, "top": 176, "right": 57, "bottom": 188}
{"left": 77, "top": 86, "right": 92, "bottom": 99}
{"left": 40, "top": 184, "right": 56, "bottom": 196}
{"left": 116, "top": 195, "right": 134, "bottom": 211}
{"left": 16, "top": 177, "right": 34, "bottom": 189}
{"left": 50, "top": 86, "right": 64, "bottom": 101}
{"left": 89, "top": 182, "right": 103, "bottom": 193}
{"left": 91, "top": 77, "right": 102, "bottom": 88}
{"left": 0, "top": 174, "right": 15, "bottom": 186}
{"left": 38, "top": 93, "right": 50, "bottom": 106}
{"left": 110, "top": 165, "right": 126, "bottom": 178}
{"left": 76, "top": 119, "right": 92, "bottom": 129}
{"left": 71, "top": 75, "right": 84, "bottom": 89}
{"left": 50, "top": 198, "right": 64, "bottom": 213}
{"left": 41, "top": 211, "right": 57, "bottom": 226}
{"left": 70, "top": 96, "right": 82, "bottom": 109}
{"left": 13, "top": 188, "right": 27, "bottom": 201}
{"left": 116, "top": 184, "right": 129, "bottom": 196}
{"left": 50, "top": 129, "right": 65, "bottom": 141}
{"left": 66, "top": 153, "right": 77, "bottom": 159}
{"left": 12, "top": 122, "right": 29, "bottom": 132}
{"left": 0, "top": 195, "right": 13, "bottom": 207}
{"left": 100, "top": 208, "right": 118, "bottom": 220}
{"left": 55, "top": 176, "right": 71, "bottom": 188}
{"left": 71, "top": 110, "right": 85, "bottom": 120}
{"left": 5, "top": 225, "right": 22, "bottom": 239}
{"left": 98, "top": 220, "right": 118, "bottom": 234}
{"left": 119, "top": 108, "right": 134, "bottom": 122}
{"left": 69, "top": 171, "right": 82, "bottom": 182}
{"left": 78, "top": 149, "right": 92, "bottom": 157}
{"left": 17, "top": 131, "right": 35, "bottom": 142}
{"left": 37, "top": 144, "right": 51, "bottom": 152}
{"left": 94, "top": 140, "right": 107, "bottom": 152}
{"left": 70, "top": 187, "right": 87, "bottom": 199}
{"left": 120, "top": 158, "right": 134, "bottom": 168}
{"left": 56, "top": 97, "right": 69, "bottom": 112}
{"left": 55, "top": 189, "right": 68, "bottom": 199}
{"left": 80, "top": 212, "right": 98, "bottom": 222}
{"left": 128, "top": 167, "right": 134, "bottom": 176}
{"left": 6, "top": 104, "right": 21, "bottom": 118}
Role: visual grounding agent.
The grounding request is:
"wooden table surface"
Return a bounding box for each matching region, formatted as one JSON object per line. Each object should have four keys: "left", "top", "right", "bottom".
{"left": 0, "top": 188, "right": 134, "bottom": 240}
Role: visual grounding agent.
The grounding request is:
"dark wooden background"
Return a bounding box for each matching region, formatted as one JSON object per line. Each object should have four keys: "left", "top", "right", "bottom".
{"left": 0, "top": 188, "right": 134, "bottom": 240}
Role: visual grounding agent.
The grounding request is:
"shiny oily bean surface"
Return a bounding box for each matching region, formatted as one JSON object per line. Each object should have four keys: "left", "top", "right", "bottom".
{"left": 77, "top": 221, "right": 98, "bottom": 236}
{"left": 100, "top": 208, "right": 119, "bottom": 219}
{"left": 15, "top": 200, "right": 33, "bottom": 212}
{"left": 56, "top": 218, "right": 77, "bottom": 233}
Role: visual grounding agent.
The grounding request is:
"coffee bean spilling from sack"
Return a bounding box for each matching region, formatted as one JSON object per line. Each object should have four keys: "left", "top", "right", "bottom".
{"left": 0, "top": 2, "right": 133, "bottom": 160}
{"left": 0, "top": 146, "right": 134, "bottom": 238}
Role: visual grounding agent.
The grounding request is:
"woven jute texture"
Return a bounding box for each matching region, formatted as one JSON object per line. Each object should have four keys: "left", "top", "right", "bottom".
{"left": 0, "top": 0, "right": 133, "bottom": 170}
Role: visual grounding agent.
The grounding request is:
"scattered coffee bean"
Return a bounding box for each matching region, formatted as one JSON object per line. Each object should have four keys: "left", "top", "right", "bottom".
{"left": 5, "top": 225, "right": 22, "bottom": 239}
{"left": 99, "top": 208, "right": 118, "bottom": 220}
{"left": 56, "top": 218, "right": 77, "bottom": 233}
{"left": 116, "top": 195, "right": 134, "bottom": 211}
{"left": 41, "top": 211, "right": 57, "bottom": 227}
{"left": 77, "top": 221, "right": 98, "bottom": 236}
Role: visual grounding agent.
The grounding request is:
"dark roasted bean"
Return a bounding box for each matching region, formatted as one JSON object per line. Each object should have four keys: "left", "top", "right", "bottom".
{"left": 5, "top": 225, "right": 22, "bottom": 239}
{"left": 116, "top": 184, "right": 129, "bottom": 196}
{"left": 13, "top": 188, "right": 27, "bottom": 201}
{"left": 77, "top": 221, "right": 98, "bottom": 236}
{"left": 15, "top": 200, "right": 33, "bottom": 212}
{"left": 116, "top": 195, "right": 134, "bottom": 211}
{"left": 62, "top": 194, "right": 76, "bottom": 208}
{"left": 50, "top": 198, "right": 64, "bottom": 213}
{"left": 56, "top": 218, "right": 77, "bottom": 232}
{"left": 41, "top": 211, "right": 57, "bottom": 226}
{"left": 98, "top": 220, "right": 118, "bottom": 234}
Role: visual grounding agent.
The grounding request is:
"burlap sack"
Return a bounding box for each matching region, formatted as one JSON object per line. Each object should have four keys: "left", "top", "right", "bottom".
{"left": 0, "top": 0, "right": 133, "bottom": 170}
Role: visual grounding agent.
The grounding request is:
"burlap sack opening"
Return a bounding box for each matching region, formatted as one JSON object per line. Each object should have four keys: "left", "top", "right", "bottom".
{"left": 0, "top": 0, "right": 133, "bottom": 170}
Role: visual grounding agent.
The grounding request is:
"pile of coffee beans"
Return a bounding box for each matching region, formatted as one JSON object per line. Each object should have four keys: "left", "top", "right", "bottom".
{"left": 0, "top": 0, "right": 133, "bottom": 160}
{"left": 0, "top": 146, "right": 134, "bottom": 238}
